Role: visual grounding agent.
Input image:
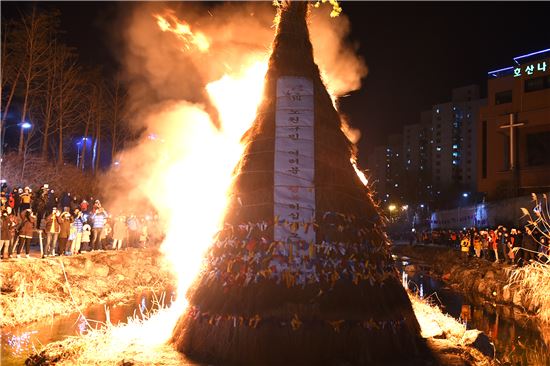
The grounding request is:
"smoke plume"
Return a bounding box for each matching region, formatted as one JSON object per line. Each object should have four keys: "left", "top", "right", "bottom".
{"left": 102, "top": 1, "right": 368, "bottom": 299}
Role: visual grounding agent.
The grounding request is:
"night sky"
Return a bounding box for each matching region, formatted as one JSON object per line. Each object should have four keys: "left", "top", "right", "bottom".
{"left": 2, "top": 1, "right": 549, "bottom": 165}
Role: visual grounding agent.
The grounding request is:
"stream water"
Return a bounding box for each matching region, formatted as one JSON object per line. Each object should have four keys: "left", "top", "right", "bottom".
{"left": 1, "top": 289, "right": 175, "bottom": 366}
{"left": 398, "top": 258, "right": 550, "bottom": 366}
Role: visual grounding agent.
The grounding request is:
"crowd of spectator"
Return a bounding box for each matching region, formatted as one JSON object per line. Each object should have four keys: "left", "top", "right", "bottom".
{"left": 0, "top": 183, "right": 163, "bottom": 259}
{"left": 411, "top": 227, "right": 548, "bottom": 266}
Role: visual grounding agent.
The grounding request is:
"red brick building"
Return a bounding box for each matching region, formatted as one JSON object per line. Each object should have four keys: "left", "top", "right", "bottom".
{"left": 478, "top": 49, "right": 550, "bottom": 200}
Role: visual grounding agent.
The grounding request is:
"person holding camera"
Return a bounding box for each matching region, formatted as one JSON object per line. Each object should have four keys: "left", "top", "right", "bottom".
{"left": 44, "top": 207, "right": 61, "bottom": 257}
{"left": 90, "top": 202, "right": 108, "bottom": 251}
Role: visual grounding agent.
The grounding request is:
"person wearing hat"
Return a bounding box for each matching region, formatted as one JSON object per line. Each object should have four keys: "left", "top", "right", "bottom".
{"left": 19, "top": 187, "right": 32, "bottom": 211}
{"left": 90, "top": 205, "right": 108, "bottom": 251}
{"left": 497, "top": 227, "right": 508, "bottom": 263}
{"left": 44, "top": 208, "right": 61, "bottom": 257}
{"left": 16, "top": 209, "right": 35, "bottom": 258}
{"left": 58, "top": 212, "right": 73, "bottom": 255}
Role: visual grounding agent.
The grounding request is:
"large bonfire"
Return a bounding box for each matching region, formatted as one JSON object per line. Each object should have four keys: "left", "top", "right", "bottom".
{"left": 172, "top": 2, "right": 430, "bottom": 364}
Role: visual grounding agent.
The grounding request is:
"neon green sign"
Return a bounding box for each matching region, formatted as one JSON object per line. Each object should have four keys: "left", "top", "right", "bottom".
{"left": 514, "top": 61, "right": 547, "bottom": 77}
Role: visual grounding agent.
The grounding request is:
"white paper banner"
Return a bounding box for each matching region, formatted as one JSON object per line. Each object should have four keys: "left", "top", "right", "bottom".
{"left": 274, "top": 77, "right": 315, "bottom": 245}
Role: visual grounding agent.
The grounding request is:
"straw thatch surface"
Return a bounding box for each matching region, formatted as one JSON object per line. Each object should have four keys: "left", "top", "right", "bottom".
{"left": 173, "top": 2, "right": 429, "bottom": 364}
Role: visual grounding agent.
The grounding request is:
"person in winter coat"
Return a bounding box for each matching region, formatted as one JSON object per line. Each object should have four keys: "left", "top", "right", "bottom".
{"left": 473, "top": 234, "right": 482, "bottom": 258}
{"left": 71, "top": 209, "right": 85, "bottom": 254}
{"left": 90, "top": 206, "right": 108, "bottom": 251}
{"left": 497, "top": 228, "right": 508, "bottom": 263}
{"left": 17, "top": 209, "right": 35, "bottom": 258}
{"left": 5, "top": 207, "right": 18, "bottom": 257}
{"left": 58, "top": 212, "right": 73, "bottom": 255}
{"left": 44, "top": 208, "right": 61, "bottom": 256}
{"left": 127, "top": 214, "right": 139, "bottom": 248}
{"left": 19, "top": 187, "right": 32, "bottom": 211}
{"left": 80, "top": 200, "right": 89, "bottom": 213}
{"left": 81, "top": 224, "right": 91, "bottom": 252}
{"left": 505, "top": 233, "right": 515, "bottom": 264}
{"left": 11, "top": 188, "right": 20, "bottom": 214}
{"left": 489, "top": 230, "right": 498, "bottom": 262}
{"left": 460, "top": 234, "right": 470, "bottom": 260}
{"left": 69, "top": 196, "right": 79, "bottom": 214}
{"left": 46, "top": 189, "right": 58, "bottom": 213}
{"left": 1, "top": 208, "right": 17, "bottom": 259}
{"left": 112, "top": 216, "right": 127, "bottom": 250}
{"left": 1, "top": 191, "right": 7, "bottom": 211}
{"left": 32, "top": 188, "right": 48, "bottom": 230}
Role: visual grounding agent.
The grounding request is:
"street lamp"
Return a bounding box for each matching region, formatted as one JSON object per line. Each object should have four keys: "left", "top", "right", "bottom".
{"left": 18, "top": 121, "right": 33, "bottom": 154}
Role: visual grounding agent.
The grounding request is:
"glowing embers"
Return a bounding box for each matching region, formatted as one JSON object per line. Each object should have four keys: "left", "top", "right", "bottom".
{"left": 154, "top": 11, "right": 210, "bottom": 52}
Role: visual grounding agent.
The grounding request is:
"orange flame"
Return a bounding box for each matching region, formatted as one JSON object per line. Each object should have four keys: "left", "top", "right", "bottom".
{"left": 147, "top": 9, "right": 366, "bottom": 335}
{"left": 154, "top": 12, "right": 210, "bottom": 52}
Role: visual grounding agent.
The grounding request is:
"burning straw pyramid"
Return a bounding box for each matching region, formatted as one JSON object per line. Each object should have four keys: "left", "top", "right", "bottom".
{"left": 173, "top": 2, "right": 429, "bottom": 364}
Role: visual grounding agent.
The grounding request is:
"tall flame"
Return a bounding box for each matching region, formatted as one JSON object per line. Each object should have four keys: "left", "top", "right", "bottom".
{"left": 117, "top": 8, "right": 366, "bottom": 347}
{"left": 154, "top": 12, "right": 210, "bottom": 52}
{"left": 159, "top": 58, "right": 268, "bottom": 310}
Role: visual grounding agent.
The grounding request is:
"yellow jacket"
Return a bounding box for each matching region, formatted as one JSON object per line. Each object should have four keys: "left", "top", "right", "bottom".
{"left": 460, "top": 238, "right": 470, "bottom": 252}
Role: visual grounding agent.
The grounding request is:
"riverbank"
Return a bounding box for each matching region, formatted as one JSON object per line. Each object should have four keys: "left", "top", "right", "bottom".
{"left": 0, "top": 248, "right": 175, "bottom": 327}
{"left": 392, "top": 244, "right": 549, "bottom": 323}
{"left": 26, "top": 293, "right": 495, "bottom": 366}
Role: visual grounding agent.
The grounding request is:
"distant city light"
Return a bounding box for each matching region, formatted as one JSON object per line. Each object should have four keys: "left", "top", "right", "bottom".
{"left": 420, "top": 204, "right": 425, "bottom": 208}
{"left": 462, "top": 192, "right": 469, "bottom": 198}
{"left": 388, "top": 204, "right": 397, "bottom": 212}
{"left": 401, "top": 205, "right": 409, "bottom": 211}
{"left": 21, "top": 122, "right": 32, "bottom": 129}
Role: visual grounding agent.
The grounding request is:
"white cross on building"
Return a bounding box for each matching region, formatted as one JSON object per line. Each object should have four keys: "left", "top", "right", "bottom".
{"left": 499, "top": 113, "right": 525, "bottom": 170}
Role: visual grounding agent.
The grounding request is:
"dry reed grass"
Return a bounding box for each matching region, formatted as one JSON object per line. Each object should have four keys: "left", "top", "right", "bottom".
{"left": 1, "top": 250, "right": 173, "bottom": 327}
{"left": 506, "top": 261, "right": 550, "bottom": 323}
{"left": 27, "top": 294, "right": 191, "bottom": 366}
